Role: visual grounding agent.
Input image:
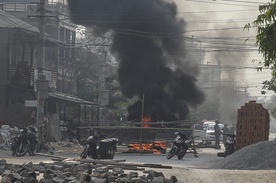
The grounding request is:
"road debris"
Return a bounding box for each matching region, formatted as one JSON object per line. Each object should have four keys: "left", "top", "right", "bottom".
{"left": 0, "top": 156, "right": 177, "bottom": 183}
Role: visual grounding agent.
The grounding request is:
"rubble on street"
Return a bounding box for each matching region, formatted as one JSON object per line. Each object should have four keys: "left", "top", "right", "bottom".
{"left": 0, "top": 125, "right": 14, "bottom": 151}
{"left": 0, "top": 158, "right": 178, "bottom": 183}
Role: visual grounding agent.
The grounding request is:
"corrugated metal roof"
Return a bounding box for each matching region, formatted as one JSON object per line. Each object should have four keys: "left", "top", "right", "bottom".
{"left": 45, "top": 37, "right": 68, "bottom": 47}
{"left": 49, "top": 92, "right": 98, "bottom": 106}
{"left": 0, "top": 9, "right": 39, "bottom": 33}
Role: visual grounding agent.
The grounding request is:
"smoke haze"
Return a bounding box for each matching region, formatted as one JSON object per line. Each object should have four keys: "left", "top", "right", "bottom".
{"left": 67, "top": 0, "right": 205, "bottom": 121}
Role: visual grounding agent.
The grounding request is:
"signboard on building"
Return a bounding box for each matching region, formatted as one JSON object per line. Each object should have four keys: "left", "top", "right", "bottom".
{"left": 25, "top": 100, "right": 37, "bottom": 107}
{"left": 99, "top": 90, "right": 109, "bottom": 106}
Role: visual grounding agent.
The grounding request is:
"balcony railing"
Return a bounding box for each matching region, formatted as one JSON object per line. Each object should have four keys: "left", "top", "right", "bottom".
{"left": 9, "top": 63, "right": 57, "bottom": 89}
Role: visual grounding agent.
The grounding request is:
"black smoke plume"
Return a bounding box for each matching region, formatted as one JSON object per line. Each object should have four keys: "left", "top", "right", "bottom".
{"left": 67, "top": 0, "right": 205, "bottom": 122}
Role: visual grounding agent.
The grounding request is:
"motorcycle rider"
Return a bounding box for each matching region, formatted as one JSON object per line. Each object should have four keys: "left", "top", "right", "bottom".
{"left": 167, "top": 131, "right": 198, "bottom": 159}
{"left": 81, "top": 128, "right": 118, "bottom": 159}
{"left": 174, "top": 131, "right": 185, "bottom": 149}
{"left": 175, "top": 131, "right": 185, "bottom": 139}
{"left": 88, "top": 128, "right": 101, "bottom": 159}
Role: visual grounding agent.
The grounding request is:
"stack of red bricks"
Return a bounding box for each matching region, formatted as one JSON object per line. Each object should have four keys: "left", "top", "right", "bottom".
{"left": 236, "top": 100, "right": 270, "bottom": 151}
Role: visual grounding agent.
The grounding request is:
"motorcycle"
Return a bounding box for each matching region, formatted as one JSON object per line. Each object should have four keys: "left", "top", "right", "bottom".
{"left": 224, "top": 133, "right": 236, "bottom": 157}
{"left": 80, "top": 131, "right": 118, "bottom": 160}
{"left": 167, "top": 131, "right": 198, "bottom": 160}
{"left": 11, "top": 126, "right": 40, "bottom": 157}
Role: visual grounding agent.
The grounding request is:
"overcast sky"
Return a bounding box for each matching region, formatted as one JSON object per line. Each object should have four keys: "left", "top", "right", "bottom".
{"left": 175, "top": 0, "right": 274, "bottom": 98}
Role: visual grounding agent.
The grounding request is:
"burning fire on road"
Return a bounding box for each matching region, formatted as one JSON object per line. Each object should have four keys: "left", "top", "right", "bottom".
{"left": 128, "top": 141, "right": 167, "bottom": 154}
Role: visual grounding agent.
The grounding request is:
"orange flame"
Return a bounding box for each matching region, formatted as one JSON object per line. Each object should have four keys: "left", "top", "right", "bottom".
{"left": 142, "top": 115, "right": 152, "bottom": 128}
{"left": 128, "top": 140, "right": 167, "bottom": 154}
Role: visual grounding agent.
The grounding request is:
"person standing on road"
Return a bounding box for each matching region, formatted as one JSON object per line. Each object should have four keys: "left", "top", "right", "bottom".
{"left": 214, "top": 120, "right": 221, "bottom": 149}
{"left": 222, "top": 124, "right": 229, "bottom": 146}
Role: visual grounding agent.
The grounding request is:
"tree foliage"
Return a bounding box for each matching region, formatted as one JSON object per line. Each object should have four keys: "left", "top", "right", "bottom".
{"left": 105, "top": 75, "right": 130, "bottom": 117}
{"left": 73, "top": 28, "right": 130, "bottom": 119}
{"left": 244, "top": 0, "right": 276, "bottom": 93}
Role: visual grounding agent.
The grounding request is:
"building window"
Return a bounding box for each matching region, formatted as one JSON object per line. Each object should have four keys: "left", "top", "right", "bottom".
{"left": 4, "top": 3, "right": 27, "bottom": 11}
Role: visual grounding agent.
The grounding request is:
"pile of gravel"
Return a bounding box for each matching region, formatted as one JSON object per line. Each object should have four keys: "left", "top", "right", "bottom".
{"left": 209, "top": 140, "right": 276, "bottom": 170}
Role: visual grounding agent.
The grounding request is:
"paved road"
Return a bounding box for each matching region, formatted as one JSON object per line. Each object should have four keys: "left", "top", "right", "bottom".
{"left": 2, "top": 146, "right": 276, "bottom": 183}
{"left": 0, "top": 146, "right": 223, "bottom": 168}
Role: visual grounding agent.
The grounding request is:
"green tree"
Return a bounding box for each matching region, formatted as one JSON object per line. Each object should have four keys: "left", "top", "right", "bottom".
{"left": 105, "top": 75, "right": 132, "bottom": 119}
{"left": 245, "top": 0, "right": 276, "bottom": 93}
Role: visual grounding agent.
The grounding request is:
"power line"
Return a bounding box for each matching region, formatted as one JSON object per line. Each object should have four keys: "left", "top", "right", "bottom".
{"left": 186, "top": 19, "right": 256, "bottom": 24}
{"left": 221, "top": 0, "right": 264, "bottom": 4}
{"left": 177, "top": 8, "right": 258, "bottom": 13}
{"left": 69, "top": 8, "right": 258, "bottom": 16}
{"left": 185, "top": 0, "right": 260, "bottom": 7}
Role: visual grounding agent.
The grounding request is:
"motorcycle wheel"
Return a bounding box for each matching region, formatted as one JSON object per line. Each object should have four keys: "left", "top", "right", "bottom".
{"left": 177, "top": 148, "right": 187, "bottom": 160}
{"left": 11, "top": 139, "right": 17, "bottom": 156}
{"left": 167, "top": 147, "right": 177, "bottom": 159}
{"left": 32, "top": 142, "right": 40, "bottom": 153}
{"left": 80, "top": 145, "right": 90, "bottom": 159}
{"left": 29, "top": 142, "right": 40, "bottom": 156}
{"left": 15, "top": 143, "right": 28, "bottom": 157}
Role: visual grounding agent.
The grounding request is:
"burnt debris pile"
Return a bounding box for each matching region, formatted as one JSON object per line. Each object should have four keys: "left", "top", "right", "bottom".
{"left": 209, "top": 140, "right": 276, "bottom": 170}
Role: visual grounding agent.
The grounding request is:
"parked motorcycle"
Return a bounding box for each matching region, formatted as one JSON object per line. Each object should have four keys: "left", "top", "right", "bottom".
{"left": 80, "top": 131, "right": 118, "bottom": 160}
{"left": 11, "top": 126, "right": 40, "bottom": 157}
{"left": 224, "top": 133, "right": 236, "bottom": 157}
{"left": 167, "top": 131, "right": 198, "bottom": 160}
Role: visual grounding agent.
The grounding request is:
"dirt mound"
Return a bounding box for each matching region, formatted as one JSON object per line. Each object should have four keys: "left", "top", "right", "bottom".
{"left": 209, "top": 140, "right": 276, "bottom": 170}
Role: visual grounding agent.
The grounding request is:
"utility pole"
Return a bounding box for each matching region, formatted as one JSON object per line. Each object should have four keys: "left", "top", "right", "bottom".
{"left": 139, "top": 94, "right": 145, "bottom": 154}
{"left": 98, "top": 51, "right": 109, "bottom": 126}
{"left": 36, "top": 0, "right": 49, "bottom": 143}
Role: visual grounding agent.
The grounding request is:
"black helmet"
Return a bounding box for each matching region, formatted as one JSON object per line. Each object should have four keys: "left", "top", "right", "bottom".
{"left": 89, "top": 128, "right": 100, "bottom": 138}
{"left": 175, "top": 131, "right": 185, "bottom": 138}
{"left": 93, "top": 131, "right": 100, "bottom": 138}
